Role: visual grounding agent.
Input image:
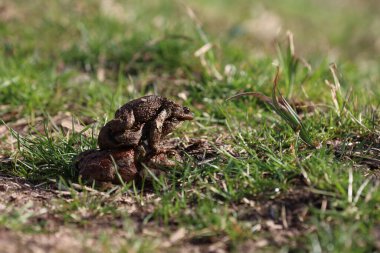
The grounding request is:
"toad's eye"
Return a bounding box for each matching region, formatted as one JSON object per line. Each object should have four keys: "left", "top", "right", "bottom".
{"left": 183, "top": 107, "right": 191, "bottom": 114}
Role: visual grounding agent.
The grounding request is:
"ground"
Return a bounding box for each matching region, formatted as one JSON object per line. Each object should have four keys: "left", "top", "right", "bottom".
{"left": 1, "top": 0, "right": 380, "bottom": 252}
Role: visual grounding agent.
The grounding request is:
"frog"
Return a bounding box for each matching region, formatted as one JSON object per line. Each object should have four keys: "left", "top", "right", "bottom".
{"left": 97, "top": 95, "right": 194, "bottom": 159}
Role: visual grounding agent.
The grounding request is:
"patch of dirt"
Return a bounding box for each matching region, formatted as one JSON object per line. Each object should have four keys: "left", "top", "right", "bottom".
{"left": 372, "top": 224, "right": 380, "bottom": 251}
{"left": 0, "top": 174, "right": 56, "bottom": 206}
{"left": 0, "top": 175, "right": 160, "bottom": 252}
{"left": 0, "top": 173, "right": 234, "bottom": 253}
{"left": 0, "top": 173, "right": 223, "bottom": 251}
{"left": 0, "top": 172, "right": 323, "bottom": 252}
{"left": 0, "top": 105, "right": 22, "bottom": 123}
{"left": 235, "top": 185, "right": 322, "bottom": 249}
{"left": 0, "top": 2, "right": 20, "bottom": 22}
{"left": 328, "top": 132, "right": 380, "bottom": 174}
{"left": 0, "top": 229, "right": 96, "bottom": 253}
{"left": 0, "top": 124, "right": 314, "bottom": 253}
{"left": 286, "top": 98, "right": 317, "bottom": 116}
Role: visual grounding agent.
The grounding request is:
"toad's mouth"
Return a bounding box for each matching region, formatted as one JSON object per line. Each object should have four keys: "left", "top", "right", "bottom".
{"left": 177, "top": 107, "right": 194, "bottom": 120}
{"left": 169, "top": 112, "right": 194, "bottom": 121}
{"left": 178, "top": 113, "right": 194, "bottom": 120}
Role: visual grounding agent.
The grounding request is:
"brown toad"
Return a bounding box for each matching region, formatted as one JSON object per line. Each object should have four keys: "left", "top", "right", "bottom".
{"left": 76, "top": 148, "right": 183, "bottom": 186}
{"left": 98, "top": 95, "right": 193, "bottom": 158}
{"left": 76, "top": 149, "right": 138, "bottom": 185}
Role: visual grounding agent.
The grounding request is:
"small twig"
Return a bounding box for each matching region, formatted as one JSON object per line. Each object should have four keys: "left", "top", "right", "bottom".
{"left": 365, "top": 180, "right": 379, "bottom": 202}
{"left": 309, "top": 188, "right": 336, "bottom": 197}
{"left": 320, "top": 198, "right": 327, "bottom": 214}
{"left": 48, "top": 178, "right": 110, "bottom": 197}
{"left": 281, "top": 205, "right": 288, "bottom": 229}
{"left": 353, "top": 177, "right": 371, "bottom": 204}
{"left": 348, "top": 167, "right": 353, "bottom": 203}
{"left": 196, "top": 157, "right": 217, "bottom": 165}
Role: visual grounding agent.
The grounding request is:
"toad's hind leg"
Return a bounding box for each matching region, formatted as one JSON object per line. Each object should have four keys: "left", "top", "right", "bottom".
{"left": 115, "top": 109, "right": 135, "bottom": 128}
{"left": 98, "top": 118, "right": 125, "bottom": 149}
{"left": 113, "top": 123, "right": 145, "bottom": 147}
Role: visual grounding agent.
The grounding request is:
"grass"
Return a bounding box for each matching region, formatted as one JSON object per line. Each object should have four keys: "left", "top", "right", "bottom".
{"left": 1, "top": 0, "right": 380, "bottom": 252}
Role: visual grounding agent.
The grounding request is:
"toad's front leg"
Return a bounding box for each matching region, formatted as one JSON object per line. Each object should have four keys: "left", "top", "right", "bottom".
{"left": 146, "top": 109, "right": 170, "bottom": 157}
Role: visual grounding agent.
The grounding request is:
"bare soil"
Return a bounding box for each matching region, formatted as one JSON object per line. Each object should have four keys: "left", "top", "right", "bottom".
{"left": 0, "top": 173, "right": 324, "bottom": 253}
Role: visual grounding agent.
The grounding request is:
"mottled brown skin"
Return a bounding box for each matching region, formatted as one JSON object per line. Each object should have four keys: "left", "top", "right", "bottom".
{"left": 98, "top": 95, "right": 193, "bottom": 158}
{"left": 76, "top": 149, "right": 137, "bottom": 185}
{"left": 77, "top": 95, "right": 193, "bottom": 187}
{"left": 97, "top": 119, "right": 145, "bottom": 150}
{"left": 76, "top": 148, "right": 183, "bottom": 186}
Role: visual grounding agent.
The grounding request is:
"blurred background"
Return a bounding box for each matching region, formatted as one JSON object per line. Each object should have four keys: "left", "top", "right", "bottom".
{"left": 2, "top": 0, "right": 380, "bottom": 59}
{"left": 1, "top": 0, "right": 379, "bottom": 118}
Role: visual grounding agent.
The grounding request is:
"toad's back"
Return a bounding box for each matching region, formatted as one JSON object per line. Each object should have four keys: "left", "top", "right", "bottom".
{"left": 115, "top": 95, "right": 167, "bottom": 124}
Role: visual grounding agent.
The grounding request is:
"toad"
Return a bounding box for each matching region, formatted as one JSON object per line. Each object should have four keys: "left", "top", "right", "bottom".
{"left": 98, "top": 95, "right": 194, "bottom": 158}
{"left": 76, "top": 148, "right": 183, "bottom": 186}
{"left": 76, "top": 149, "right": 138, "bottom": 185}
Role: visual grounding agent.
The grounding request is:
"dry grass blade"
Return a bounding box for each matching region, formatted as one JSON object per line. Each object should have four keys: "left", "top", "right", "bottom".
{"left": 226, "top": 92, "right": 273, "bottom": 104}
{"left": 227, "top": 67, "right": 314, "bottom": 147}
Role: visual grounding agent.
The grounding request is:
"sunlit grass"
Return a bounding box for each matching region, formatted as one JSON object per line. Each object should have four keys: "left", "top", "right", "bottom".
{"left": 0, "top": 0, "right": 379, "bottom": 252}
{"left": 227, "top": 67, "right": 314, "bottom": 147}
